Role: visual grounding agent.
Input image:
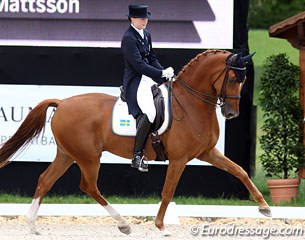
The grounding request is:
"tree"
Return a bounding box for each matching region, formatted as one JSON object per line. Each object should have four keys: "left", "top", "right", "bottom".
{"left": 258, "top": 53, "right": 305, "bottom": 179}
{"left": 248, "top": 0, "right": 305, "bottom": 29}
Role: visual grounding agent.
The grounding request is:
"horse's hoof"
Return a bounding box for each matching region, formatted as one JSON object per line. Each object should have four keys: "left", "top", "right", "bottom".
{"left": 29, "top": 225, "right": 40, "bottom": 235}
{"left": 161, "top": 228, "right": 171, "bottom": 236}
{"left": 259, "top": 207, "right": 272, "bottom": 217}
{"left": 30, "top": 229, "right": 40, "bottom": 235}
{"left": 118, "top": 224, "right": 131, "bottom": 235}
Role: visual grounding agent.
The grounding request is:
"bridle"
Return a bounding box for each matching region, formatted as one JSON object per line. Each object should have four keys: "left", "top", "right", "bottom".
{"left": 175, "top": 53, "right": 246, "bottom": 108}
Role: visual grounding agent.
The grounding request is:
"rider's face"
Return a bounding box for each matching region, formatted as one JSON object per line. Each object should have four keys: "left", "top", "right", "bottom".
{"left": 131, "top": 17, "right": 148, "bottom": 30}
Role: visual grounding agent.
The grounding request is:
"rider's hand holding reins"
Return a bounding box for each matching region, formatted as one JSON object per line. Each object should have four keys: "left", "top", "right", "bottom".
{"left": 162, "top": 67, "right": 174, "bottom": 80}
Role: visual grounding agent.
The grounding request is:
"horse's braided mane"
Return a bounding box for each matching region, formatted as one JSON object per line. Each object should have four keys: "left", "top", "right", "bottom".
{"left": 176, "top": 49, "right": 229, "bottom": 79}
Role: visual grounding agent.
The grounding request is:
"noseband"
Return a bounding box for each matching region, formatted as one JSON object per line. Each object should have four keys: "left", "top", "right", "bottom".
{"left": 176, "top": 54, "right": 246, "bottom": 107}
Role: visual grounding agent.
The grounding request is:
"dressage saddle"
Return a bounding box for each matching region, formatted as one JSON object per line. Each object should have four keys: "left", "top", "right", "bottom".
{"left": 120, "top": 84, "right": 168, "bottom": 161}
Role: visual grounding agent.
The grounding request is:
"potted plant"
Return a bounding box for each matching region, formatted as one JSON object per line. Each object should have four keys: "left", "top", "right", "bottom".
{"left": 258, "top": 53, "right": 305, "bottom": 203}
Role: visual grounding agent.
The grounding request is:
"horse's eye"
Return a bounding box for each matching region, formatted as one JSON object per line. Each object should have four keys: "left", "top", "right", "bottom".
{"left": 228, "top": 78, "right": 235, "bottom": 84}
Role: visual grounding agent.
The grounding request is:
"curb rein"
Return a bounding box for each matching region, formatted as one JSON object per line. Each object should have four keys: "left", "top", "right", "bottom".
{"left": 174, "top": 55, "right": 246, "bottom": 108}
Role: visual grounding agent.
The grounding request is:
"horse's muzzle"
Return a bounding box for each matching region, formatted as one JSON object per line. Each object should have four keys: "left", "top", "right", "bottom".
{"left": 221, "top": 104, "right": 239, "bottom": 119}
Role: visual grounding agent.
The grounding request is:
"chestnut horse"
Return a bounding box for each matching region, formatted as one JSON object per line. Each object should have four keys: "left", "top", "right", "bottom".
{"left": 0, "top": 50, "right": 271, "bottom": 235}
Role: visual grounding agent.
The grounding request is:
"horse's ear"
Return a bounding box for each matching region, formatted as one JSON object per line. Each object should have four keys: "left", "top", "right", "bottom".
{"left": 229, "top": 52, "right": 242, "bottom": 66}
{"left": 242, "top": 52, "right": 256, "bottom": 64}
{"left": 236, "top": 52, "right": 242, "bottom": 61}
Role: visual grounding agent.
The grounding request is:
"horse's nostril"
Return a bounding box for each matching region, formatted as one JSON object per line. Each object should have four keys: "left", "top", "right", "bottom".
{"left": 226, "top": 112, "right": 238, "bottom": 119}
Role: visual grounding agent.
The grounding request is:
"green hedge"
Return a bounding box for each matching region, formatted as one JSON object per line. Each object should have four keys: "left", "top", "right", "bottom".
{"left": 248, "top": 0, "right": 305, "bottom": 29}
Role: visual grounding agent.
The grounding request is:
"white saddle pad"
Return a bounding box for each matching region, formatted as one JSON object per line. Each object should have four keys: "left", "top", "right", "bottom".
{"left": 112, "top": 84, "right": 171, "bottom": 136}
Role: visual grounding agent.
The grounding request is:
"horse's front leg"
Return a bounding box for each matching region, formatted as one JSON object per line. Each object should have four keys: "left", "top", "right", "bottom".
{"left": 199, "top": 147, "right": 271, "bottom": 217}
{"left": 155, "top": 159, "right": 186, "bottom": 235}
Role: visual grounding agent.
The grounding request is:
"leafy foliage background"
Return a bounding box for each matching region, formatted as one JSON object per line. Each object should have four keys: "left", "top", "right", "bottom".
{"left": 248, "top": 0, "right": 305, "bottom": 29}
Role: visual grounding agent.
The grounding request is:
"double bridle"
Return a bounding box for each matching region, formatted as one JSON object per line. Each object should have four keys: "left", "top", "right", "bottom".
{"left": 175, "top": 55, "right": 246, "bottom": 108}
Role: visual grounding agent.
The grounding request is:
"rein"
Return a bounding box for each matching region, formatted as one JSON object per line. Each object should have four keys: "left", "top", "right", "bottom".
{"left": 175, "top": 67, "right": 229, "bottom": 108}
{"left": 175, "top": 74, "right": 221, "bottom": 107}
{"left": 174, "top": 55, "right": 245, "bottom": 108}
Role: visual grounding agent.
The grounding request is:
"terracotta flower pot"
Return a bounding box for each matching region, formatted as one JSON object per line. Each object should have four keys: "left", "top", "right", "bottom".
{"left": 266, "top": 178, "right": 300, "bottom": 203}
{"left": 298, "top": 167, "right": 305, "bottom": 179}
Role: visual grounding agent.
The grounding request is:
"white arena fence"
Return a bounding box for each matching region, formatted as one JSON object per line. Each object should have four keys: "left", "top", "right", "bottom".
{"left": 0, "top": 203, "right": 304, "bottom": 224}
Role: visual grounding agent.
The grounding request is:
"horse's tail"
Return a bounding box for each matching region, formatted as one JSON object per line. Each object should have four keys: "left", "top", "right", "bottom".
{"left": 0, "top": 99, "right": 61, "bottom": 168}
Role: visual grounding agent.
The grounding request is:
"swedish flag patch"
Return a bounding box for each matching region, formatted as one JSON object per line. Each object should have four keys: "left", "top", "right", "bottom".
{"left": 120, "top": 119, "right": 130, "bottom": 126}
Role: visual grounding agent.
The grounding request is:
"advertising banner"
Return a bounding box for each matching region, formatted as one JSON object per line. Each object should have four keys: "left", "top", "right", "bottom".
{"left": 0, "top": 0, "right": 233, "bottom": 49}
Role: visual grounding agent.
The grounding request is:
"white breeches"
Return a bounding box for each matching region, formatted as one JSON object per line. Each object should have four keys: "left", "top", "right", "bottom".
{"left": 137, "top": 75, "right": 156, "bottom": 123}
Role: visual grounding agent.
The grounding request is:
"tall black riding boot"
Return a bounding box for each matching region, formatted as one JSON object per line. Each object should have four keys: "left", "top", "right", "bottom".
{"left": 131, "top": 114, "right": 152, "bottom": 172}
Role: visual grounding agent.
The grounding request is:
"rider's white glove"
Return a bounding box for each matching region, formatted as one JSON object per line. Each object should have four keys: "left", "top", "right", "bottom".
{"left": 162, "top": 67, "right": 174, "bottom": 79}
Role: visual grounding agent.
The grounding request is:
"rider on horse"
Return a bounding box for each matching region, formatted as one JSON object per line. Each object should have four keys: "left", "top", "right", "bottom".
{"left": 121, "top": 4, "right": 174, "bottom": 172}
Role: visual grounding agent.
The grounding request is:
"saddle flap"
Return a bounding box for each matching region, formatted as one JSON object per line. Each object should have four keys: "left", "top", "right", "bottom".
{"left": 151, "top": 84, "right": 165, "bottom": 132}
{"left": 112, "top": 84, "right": 171, "bottom": 137}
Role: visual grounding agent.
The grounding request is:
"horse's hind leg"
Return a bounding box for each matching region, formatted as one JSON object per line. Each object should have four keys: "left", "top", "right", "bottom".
{"left": 27, "top": 149, "right": 74, "bottom": 234}
{"left": 199, "top": 148, "right": 271, "bottom": 217}
{"left": 78, "top": 158, "right": 131, "bottom": 235}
